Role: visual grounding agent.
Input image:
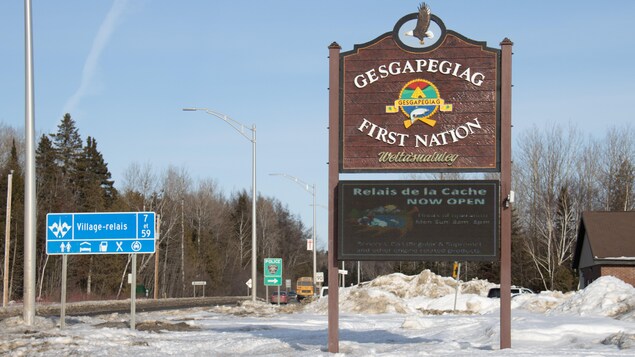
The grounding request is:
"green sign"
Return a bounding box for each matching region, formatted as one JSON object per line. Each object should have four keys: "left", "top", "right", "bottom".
{"left": 264, "top": 257, "right": 282, "bottom": 286}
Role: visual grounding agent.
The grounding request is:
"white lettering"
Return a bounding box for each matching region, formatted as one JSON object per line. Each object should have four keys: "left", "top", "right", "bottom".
{"left": 413, "top": 118, "right": 482, "bottom": 147}
{"left": 352, "top": 59, "right": 485, "bottom": 87}
{"left": 357, "top": 118, "right": 409, "bottom": 146}
{"left": 366, "top": 68, "right": 379, "bottom": 85}
{"left": 428, "top": 59, "right": 439, "bottom": 73}
{"left": 354, "top": 74, "right": 368, "bottom": 88}
{"left": 388, "top": 61, "right": 401, "bottom": 75}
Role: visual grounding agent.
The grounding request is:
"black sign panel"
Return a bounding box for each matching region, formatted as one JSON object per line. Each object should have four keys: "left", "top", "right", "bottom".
{"left": 338, "top": 180, "right": 499, "bottom": 261}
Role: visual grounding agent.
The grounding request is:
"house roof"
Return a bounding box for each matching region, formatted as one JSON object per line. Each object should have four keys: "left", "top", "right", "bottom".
{"left": 573, "top": 211, "right": 635, "bottom": 268}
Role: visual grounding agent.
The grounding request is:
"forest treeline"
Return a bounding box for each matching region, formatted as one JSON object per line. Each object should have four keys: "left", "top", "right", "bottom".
{"left": 0, "top": 115, "right": 633, "bottom": 302}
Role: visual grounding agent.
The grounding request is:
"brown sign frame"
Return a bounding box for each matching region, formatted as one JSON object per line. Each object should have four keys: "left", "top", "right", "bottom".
{"left": 339, "top": 14, "right": 501, "bottom": 173}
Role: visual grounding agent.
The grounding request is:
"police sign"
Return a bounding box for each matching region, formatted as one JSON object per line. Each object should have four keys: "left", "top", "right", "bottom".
{"left": 263, "top": 258, "right": 282, "bottom": 286}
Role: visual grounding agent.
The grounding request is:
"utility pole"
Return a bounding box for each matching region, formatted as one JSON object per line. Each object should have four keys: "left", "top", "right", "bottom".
{"left": 24, "top": 0, "right": 38, "bottom": 325}
{"left": 3, "top": 171, "right": 13, "bottom": 307}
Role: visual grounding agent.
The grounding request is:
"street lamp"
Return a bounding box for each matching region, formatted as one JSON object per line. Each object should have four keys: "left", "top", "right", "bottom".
{"left": 183, "top": 107, "right": 257, "bottom": 301}
{"left": 269, "top": 173, "right": 317, "bottom": 292}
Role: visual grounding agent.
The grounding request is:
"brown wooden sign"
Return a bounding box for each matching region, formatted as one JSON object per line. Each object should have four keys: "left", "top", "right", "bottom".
{"left": 329, "top": 5, "right": 514, "bottom": 351}
{"left": 340, "top": 15, "right": 500, "bottom": 172}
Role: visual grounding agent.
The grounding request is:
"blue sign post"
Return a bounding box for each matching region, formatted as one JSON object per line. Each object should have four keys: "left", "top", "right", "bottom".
{"left": 46, "top": 212, "right": 156, "bottom": 255}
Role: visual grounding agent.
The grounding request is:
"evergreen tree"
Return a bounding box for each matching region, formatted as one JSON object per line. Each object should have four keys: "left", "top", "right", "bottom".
{"left": 50, "top": 113, "right": 83, "bottom": 177}
{"left": 49, "top": 114, "right": 84, "bottom": 212}
{"left": 36, "top": 134, "right": 67, "bottom": 212}
{"left": 75, "top": 136, "right": 117, "bottom": 211}
{"left": 0, "top": 140, "right": 25, "bottom": 300}
{"left": 34, "top": 134, "right": 66, "bottom": 299}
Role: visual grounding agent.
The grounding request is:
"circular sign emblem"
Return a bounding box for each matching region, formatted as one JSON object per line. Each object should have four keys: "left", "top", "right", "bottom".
{"left": 398, "top": 79, "right": 441, "bottom": 127}
{"left": 267, "top": 264, "right": 278, "bottom": 274}
{"left": 131, "top": 240, "right": 142, "bottom": 252}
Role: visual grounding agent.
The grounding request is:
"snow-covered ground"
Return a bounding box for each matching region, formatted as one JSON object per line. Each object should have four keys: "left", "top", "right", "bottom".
{"left": 2, "top": 271, "right": 635, "bottom": 356}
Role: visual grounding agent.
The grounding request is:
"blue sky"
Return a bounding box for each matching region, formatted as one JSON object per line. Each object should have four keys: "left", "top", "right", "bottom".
{"left": 1, "top": 1, "right": 634, "bottom": 250}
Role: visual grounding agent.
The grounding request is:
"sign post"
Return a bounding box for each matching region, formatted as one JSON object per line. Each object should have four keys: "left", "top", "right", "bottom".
{"left": 192, "top": 281, "right": 207, "bottom": 297}
{"left": 60, "top": 255, "right": 67, "bottom": 329}
{"left": 131, "top": 253, "right": 137, "bottom": 330}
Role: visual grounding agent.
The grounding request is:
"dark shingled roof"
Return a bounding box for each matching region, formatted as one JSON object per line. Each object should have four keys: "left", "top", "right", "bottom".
{"left": 578, "top": 212, "right": 635, "bottom": 261}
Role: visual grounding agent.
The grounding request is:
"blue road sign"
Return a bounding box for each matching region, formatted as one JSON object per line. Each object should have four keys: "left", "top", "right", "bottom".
{"left": 46, "top": 212, "right": 156, "bottom": 255}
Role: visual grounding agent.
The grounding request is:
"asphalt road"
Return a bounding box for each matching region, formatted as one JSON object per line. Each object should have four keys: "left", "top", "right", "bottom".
{"left": 0, "top": 296, "right": 251, "bottom": 320}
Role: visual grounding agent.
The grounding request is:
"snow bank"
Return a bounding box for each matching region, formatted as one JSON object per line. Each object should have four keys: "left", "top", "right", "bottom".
{"left": 512, "top": 290, "right": 571, "bottom": 313}
{"left": 550, "top": 276, "right": 635, "bottom": 319}
{"left": 364, "top": 270, "right": 492, "bottom": 298}
{"left": 304, "top": 271, "right": 635, "bottom": 320}
{"left": 306, "top": 270, "right": 497, "bottom": 315}
{"left": 0, "top": 315, "right": 56, "bottom": 331}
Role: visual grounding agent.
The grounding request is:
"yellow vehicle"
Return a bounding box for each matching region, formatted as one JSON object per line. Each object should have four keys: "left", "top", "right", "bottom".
{"left": 296, "top": 277, "right": 314, "bottom": 300}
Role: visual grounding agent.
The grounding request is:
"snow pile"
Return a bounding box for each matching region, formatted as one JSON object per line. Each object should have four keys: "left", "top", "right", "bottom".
{"left": 550, "top": 276, "right": 635, "bottom": 319}
{"left": 511, "top": 290, "right": 572, "bottom": 314}
{"left": 210, "top": 300, "right": 283, "bottom": 317}
{"left": 306, "top": 283, "right": 411, "bottom": 314}
{"left": 307, "top": 269, "right": 498, "bottom": 315}
{"left": 0, "top": 315, "right": 56, "bottom": 332}
{"left": 305, "top": 271, "right": 635, "bottom": 320}
{"left": 363, "top": 270, "right": 492, "bottom": 299}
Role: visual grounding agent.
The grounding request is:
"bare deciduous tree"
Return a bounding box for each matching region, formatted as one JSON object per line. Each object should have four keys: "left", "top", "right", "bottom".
{"left": 514, "top": 124, "right": 582, "bottom": 290}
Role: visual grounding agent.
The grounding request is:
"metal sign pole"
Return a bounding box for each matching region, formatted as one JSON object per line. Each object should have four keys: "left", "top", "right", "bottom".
{"left": 154, "top": 215, "right": 160, "bottom": 300}
{"left": 453, "top": 263, "right": 461, "bottom": 311}
{"left": 60, "top": 255, "right": 67, "bottom": 329}
{"left": 23, "top": 0, "right": 38, "bottom": 327}
{"left": 131, "top": 253, "right": 137, "bottom": 330}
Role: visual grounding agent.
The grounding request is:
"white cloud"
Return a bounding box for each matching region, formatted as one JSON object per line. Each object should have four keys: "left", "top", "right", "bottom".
{"left": 62, "top": 0, "right": 129, "bottom": 116}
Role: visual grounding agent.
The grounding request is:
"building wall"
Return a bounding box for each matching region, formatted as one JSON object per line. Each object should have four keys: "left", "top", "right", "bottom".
{"left": 580, "top": 266, "right": 601, "bottom": 288}
{"left": 600, "top": 266, "right": 635, "bottom": 287}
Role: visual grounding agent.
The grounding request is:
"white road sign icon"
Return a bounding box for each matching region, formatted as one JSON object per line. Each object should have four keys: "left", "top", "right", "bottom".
{"left": 131, "top": 241, "right": 142, "bottom": 252}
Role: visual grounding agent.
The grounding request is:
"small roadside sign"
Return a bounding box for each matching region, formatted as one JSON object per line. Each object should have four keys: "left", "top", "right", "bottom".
{"left": 264, "top": 258, "right": 282, "bottom": 286}
{"left": 46, "top": 212, "right": 156, "bottom": 255}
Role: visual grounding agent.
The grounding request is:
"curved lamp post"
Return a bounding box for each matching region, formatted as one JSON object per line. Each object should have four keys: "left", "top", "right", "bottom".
{"left": 183, "top": 107, "right": 257, "bottom": 301}
{"left": 269, "top": 173, "right": 316, "bottom": 292}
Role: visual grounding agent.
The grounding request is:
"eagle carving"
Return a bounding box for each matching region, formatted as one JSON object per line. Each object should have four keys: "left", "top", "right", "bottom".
{"left": 405, "top": 3, "right": 434, "bottom": 44}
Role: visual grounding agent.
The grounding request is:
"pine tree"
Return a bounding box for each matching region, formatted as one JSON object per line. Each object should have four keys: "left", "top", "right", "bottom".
{"left": 36, "top": 134, "right": 67, "bottom": 212}
{"left": 0, "top": 140, "right": 25, "bottom": 300}
{"left": 50, "top": 114, "right": 83, "bottom": 176}
{"left": 75, "top": 136, "right": 117, "bottom": 211}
